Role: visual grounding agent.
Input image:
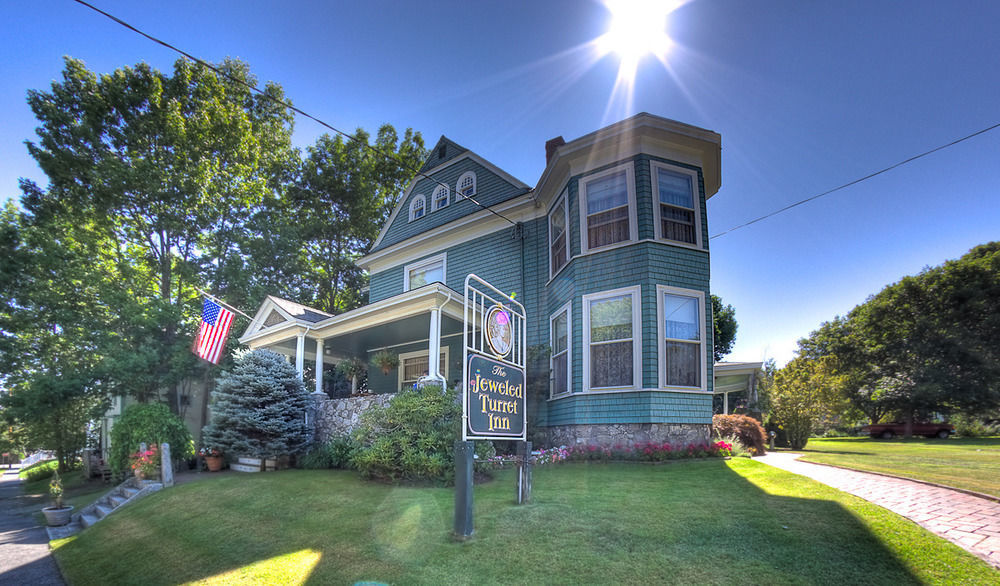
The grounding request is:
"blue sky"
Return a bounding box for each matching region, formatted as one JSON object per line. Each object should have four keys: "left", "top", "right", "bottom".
{"left": 3, "top": 0, "right": 999, "bottom": 366}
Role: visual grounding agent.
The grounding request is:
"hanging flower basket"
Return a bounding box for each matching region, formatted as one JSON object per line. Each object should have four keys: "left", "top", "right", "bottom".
{"left": 371, "top": 350, "right": 399, "bottom": 375}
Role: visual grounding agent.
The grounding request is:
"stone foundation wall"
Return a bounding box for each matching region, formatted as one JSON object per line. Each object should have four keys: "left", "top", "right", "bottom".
{"left": 313, "top": 393, "right": 396, "bottom": 444}
{"left": 540, "top": 423, "right": 711, "bottom": 449}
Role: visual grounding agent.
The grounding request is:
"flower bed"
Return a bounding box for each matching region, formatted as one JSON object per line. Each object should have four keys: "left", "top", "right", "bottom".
{"left": 480, "top": 441, "right": 732, "bottom": 470}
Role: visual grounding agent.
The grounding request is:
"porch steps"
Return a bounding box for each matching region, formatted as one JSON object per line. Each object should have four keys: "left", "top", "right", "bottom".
{"left": 75, "top": 477, "right": 162, "bottom": 529}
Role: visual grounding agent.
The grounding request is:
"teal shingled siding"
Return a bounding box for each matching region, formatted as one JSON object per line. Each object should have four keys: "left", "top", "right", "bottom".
{"left": 546, "top": 391, "right": 713, "bottom": 426}
{"left": 373, "top": 157, "right": 529, "bottom": 253}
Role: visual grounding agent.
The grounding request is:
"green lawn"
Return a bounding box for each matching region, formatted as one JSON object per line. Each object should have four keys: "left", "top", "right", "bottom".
{"left": 51, "top": 461, "right": 997, "bottom": 585}
{"left": 796, "top": 437, "right": 1000, "bottom": 498}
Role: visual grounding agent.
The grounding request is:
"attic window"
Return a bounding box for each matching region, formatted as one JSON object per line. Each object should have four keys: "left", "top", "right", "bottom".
{"left": 432, "top": 185, "right": 450, "bottom": 211}
{"left": 457, "top": 171, "right": 476, "bottom": 198}
{"left": 409, "top": 195, "right": 426, "bottom": 221}
{"left": 438, "top": 144, "right": 447, "bottom": 159}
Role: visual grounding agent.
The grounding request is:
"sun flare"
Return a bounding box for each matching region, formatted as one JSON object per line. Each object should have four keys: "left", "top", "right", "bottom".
{"left": 596, "top": 0, "right": 678, "bottom": 75}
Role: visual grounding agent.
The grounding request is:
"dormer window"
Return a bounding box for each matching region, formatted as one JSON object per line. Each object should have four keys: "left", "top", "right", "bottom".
{"left": 432, "top": 185, "right": 450, "bottom": 211}
{"left": 409, "top": 195, "right": 426, "bottom": 221}
{"left": 652, "top": 162, "right": 701, "bottom": 247}
{"left": 457, "top": 171, "right": 476, "bottom": 198}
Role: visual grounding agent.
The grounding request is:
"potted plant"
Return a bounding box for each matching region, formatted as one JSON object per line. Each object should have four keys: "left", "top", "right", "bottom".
{"left": 371, "top": 350, "right": 399, "bottom": 376}
{"left": 199, "top": 446, "right": 224, "bottom": 472}
{"left": 129, "top": 445, "right": 159, "bottom": 480}
{"left": 41, "top": 470, "right": 73, "bottom": 526}
{"left": 338, "top": 357, "right": 366, "bottom": 395}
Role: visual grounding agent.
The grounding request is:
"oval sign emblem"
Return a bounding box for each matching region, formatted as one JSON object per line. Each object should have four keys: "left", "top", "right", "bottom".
{"left": 485, "top": 304, "right": 513, "bottom": 358}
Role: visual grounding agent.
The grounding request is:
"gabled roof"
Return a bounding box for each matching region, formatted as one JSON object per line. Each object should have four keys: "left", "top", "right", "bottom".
{"left": 419, "top": 136, "right": 469, "bottom": 173}
{"left": 239, "top": 295, "right": 333, "bottom": 344}
{"left": 369, "top": 142, "right": 530, "bottom": 253}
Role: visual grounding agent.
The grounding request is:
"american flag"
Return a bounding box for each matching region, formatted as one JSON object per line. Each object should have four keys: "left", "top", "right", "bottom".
{"left": 193, "top": 298, "right": 234, "bottom": 364}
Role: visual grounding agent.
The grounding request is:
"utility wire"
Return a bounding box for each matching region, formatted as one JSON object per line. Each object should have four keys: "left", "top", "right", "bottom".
{"left": 71, "top": 0, "right": 519, "bottom": 227}
{"left": 710, "top": 122, "right": 1000, "bottom": 240}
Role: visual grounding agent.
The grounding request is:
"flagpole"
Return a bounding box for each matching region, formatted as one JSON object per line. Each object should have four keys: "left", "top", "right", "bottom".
{"left": 195, "top": 287, "right": 254, "bottom": 321}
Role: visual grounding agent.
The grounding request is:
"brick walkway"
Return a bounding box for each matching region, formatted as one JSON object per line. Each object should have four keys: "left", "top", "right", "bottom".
{"left": 756, "top": 452, "right": 1000, "bottom": 569}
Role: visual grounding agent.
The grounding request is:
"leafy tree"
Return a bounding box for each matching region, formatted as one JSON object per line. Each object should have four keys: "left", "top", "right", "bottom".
{"left": 711, "top": 294, "right": 738, "bottom": 362}
{"left": 286, "top": 126, "right": 425, "bottom": 313}
{"left": 796, "top": 242, "right": 1000, "bottom": 431}
{"left": 20, "top": 56, "right": 295, "bottom": 402}
{"left": 201, "top": 350, "right": 312, "bottom": 458}
{"left": 769, "top": 356, "right": 841, "bottom": 449}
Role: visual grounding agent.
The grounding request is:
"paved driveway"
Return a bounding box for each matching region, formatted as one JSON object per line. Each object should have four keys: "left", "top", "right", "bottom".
{"left": 0, "top": 466, "right": 65, "bottom": 585}
{"left": 757, "top": 451, "right": 1000, "bottom": 569}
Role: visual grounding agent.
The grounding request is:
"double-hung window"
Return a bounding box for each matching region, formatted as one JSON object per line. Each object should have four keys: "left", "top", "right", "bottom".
{"left": 652, "top": 162, "right": 700, "bottom": 247}
{"left": 549, "top": 195, "right": 568, "bottom": 276}
{"left": 658, "top": 285, "right": 705, "bottom": 389}
{"left": 403, "top": 254, "right": 445, "bottom": 291}
{"left": 583, "top": 286, "right": 641, "bottom": 391}
{"left": 581, "top": 164, "right": 636, "bottom": 252}
{"left": 398, "top": 349, "right": 448, "bottom": 391}
{"left": 550, "top": 303, "right": 571, "bottom": 397}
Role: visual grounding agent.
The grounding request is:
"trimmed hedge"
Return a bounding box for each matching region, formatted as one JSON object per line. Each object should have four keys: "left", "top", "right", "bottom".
{"left": 713, "top": 414, "right": 767, "bottom": 455}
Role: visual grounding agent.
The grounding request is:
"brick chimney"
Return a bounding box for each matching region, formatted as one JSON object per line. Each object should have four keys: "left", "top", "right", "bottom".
{"left": 545, "top": 136, "right": 565, "bottom": 164}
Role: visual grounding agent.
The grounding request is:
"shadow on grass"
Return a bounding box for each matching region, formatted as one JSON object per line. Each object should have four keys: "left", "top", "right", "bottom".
{"left": 51, "top": 463, "right": 993, "bottom": 585}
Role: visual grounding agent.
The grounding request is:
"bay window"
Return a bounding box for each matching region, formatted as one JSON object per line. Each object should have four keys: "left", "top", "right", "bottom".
{"left": 658, "top": 285, "right": 705, "bottom": 389}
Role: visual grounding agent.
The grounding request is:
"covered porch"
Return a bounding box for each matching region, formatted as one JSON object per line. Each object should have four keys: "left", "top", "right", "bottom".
{"left": 239, "top": 285, "right": 467, "bottom": 396}
{"left": 712, "top": 362, "right": 764, "bottom": 416}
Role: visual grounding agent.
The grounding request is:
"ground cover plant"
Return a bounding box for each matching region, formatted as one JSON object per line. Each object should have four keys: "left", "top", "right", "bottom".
{"left": 796, "top": 436, "right": 1000, "bottom": 498}
{"left": 51, "top": 460, "right": 998, "bottom": 584}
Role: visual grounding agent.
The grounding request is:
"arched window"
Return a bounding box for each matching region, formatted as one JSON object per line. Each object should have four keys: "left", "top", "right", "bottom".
{"left": 409, "top": 195, "right": 426, "bottom": 221}
{"left": 457, "top": 171, "right": 477, "bottom": 198}
{"left": 432, "top": 185, "right": 450, "bottom": 211}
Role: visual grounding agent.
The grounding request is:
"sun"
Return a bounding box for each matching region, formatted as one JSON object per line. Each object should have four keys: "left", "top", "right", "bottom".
{"left": 596, "top": 0, "right": 679, "bottom": 78}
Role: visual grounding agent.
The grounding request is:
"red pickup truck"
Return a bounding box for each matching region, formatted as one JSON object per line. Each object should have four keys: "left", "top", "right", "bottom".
{"left": 864, "top": 422, "right": 954, "bottom": 439}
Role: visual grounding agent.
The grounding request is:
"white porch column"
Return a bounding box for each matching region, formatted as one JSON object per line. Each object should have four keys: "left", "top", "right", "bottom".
{"left": 723, "top": 392, "right": 729, "bottom": 415}
{"left": 313, "top": 338, "right": 325, "bottom": 395}
{"left": 295, "top": 333, "right": 305, "bottom": 380}
{"left": 428, "top": 308, "right": 441, "bottom": 379}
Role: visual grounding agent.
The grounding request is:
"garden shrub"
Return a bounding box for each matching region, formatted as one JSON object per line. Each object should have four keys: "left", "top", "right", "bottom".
{"left": 19, "top": 459, "right": 59, "bottom": 482}
{"left": 202, "top": 350, "right": 312, "bottom": 459}
{"left": 712, "top": 414, "right": 767, "bottom": 455}
{"left": 951, "top": 414, "right": 1000, "bottom": 438}
{"left": 300, "top": 436, "right": 358, "bottom": 469}
{"left": 110, "top": 403, "right": 193, "bottom": 474}
{"left": 351, "top": 384, "right": 493, "bottom": 483}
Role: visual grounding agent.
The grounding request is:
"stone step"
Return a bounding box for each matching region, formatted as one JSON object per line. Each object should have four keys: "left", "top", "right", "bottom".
{"left": 95, "top": 504, "right": 114, "bottom": 519}
{"left": 122, "top": 487, "right": 140, "bottom": 498}
{"left": 109, "top": 494, "right": 127, "bottom": 507}
{"left": 80, "top": 513, "right": 99, "bottom": 528}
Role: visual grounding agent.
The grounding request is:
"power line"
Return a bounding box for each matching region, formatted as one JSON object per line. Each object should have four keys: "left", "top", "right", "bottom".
{"left": 710, "top": 122, "right": 1000, "bottom": 240}
{"left": 70, "top": 0, "right": 519, "bottom": 227}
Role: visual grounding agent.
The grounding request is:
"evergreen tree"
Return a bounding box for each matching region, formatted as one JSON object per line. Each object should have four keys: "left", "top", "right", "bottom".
{"left": 201, "top": 350, "right": 312, "bottom": 458}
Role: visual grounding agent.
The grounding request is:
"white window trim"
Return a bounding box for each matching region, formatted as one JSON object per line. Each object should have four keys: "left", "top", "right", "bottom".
{"left": 656, "top": 284, "right": 707, "bottom": 391}
{"left": 548, "top": 191, "right": 570, "bottom": 280}
{"left": 408, "top": 194, "right": 427, "bottom": 222}
{"left": 432, "top": 185, "right": 450, "bottom": 211}
{"left": 403, "top": 253, "right": 446, "bottom": 292}
{"left": 582, "top": 285, "right": 642, "bottom": 393}
{"left": 398, "top": 348, "right": 450, "bottom": 389}
{"left": 549, "top": 301, "right": 572, "bottom": 399}
{"left": 578, "top": 162, "right": 638, "bottom": 254}
{"left": 650, "top": 161, "right": 702, "bottom": 249}
{"left": 457, "top": 171, "right": 477, "bottom": 198}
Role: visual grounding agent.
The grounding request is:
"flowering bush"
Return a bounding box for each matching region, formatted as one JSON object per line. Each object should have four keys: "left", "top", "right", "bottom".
{"left": 129, "top": 445, "right": 159, "bottom": 478}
